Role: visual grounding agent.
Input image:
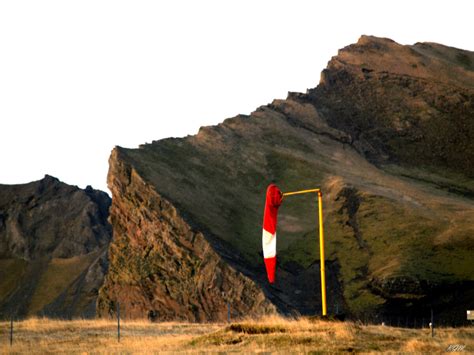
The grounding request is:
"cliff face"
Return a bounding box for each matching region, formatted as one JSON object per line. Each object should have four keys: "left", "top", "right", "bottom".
{"left": 97, "top": 149, "right": 275, "bottom": 320}
{"left": 0, "top": 175, "right": 111, "bottom": 318}
{"left": 100, "top": 36, "right": 474, "bottom": 323}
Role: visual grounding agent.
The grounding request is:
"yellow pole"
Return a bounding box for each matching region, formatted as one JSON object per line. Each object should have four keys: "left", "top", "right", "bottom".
{"left": 282, "top": 188, "right": 320, "bottom": 197}
{"left": 318, "top": 191, "right": 327, "bottom": 316}
{"left": 281, "top": 188, "right": 327, "bottom": 317}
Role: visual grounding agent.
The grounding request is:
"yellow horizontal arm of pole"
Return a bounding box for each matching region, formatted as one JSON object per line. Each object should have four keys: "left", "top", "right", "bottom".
{"left": 282, "top": 188, "right": 320, "bottom": 197}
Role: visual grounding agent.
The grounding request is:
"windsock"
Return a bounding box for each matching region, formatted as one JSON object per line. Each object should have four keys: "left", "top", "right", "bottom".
{"left": 262, "top": 183, "right": 283, "bottom": 283}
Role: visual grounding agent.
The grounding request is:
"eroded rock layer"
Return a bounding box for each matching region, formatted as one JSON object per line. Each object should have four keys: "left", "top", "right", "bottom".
{"left": 97, "top": 149, "right": 275, "bottom": 321}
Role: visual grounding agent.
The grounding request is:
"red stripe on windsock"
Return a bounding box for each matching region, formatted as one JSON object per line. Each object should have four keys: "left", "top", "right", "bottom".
{"left": 264, "top": 256, "right": 276, "bottom": 283}
{"left": 262, "top": 184, "right": 282, "bottom": 283}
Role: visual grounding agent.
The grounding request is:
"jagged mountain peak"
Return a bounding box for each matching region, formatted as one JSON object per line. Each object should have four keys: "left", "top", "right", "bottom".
{"left": 324, "top": 36, "right": 474, "bottom": 90}
{"left": 0, "top": 176, "right": 112, "bottom": 318}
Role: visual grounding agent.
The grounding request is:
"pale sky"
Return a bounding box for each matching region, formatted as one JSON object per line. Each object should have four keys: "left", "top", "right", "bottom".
{"left": 1, "top": 1, "right": 473, "bottom": 194}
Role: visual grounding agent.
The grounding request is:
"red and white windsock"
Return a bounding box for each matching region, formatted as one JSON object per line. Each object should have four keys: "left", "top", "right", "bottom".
{"left": 262, "top": 183, "right": 283, "bottom": 283}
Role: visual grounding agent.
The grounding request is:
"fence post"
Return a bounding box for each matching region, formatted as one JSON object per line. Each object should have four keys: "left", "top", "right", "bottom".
{"left": 227, "top": 302, "right": 230, "bottom": 323}
{"left": 10, "top": 315, "right": 13, "bottom": 346}
{"left": 431, "top": 308, "right": 434, "bottom": 338}
{"left": 117, "top": 302, "right": 121, "bottom": 342}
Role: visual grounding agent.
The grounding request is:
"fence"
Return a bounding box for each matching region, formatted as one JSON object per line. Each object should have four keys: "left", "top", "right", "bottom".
{"left": 3, "top": 308, "right": 473, "bottom": 347}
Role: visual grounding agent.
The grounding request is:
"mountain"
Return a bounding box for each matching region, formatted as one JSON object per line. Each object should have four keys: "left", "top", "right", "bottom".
{"left": 98, "top": 36, "right": 474, "bottom": 324}
{"left": 0, "top": 175, "right": 111, "bottom": 318}
{"left": 311, "top": 35, "right": 474, "bottom": 175}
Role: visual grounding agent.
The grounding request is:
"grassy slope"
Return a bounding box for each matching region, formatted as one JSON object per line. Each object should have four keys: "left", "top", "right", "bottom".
{"left": 0, "top": 259, "right": 28, "bottom": 303}
{"left": 0, "top": 253, "right": 98, "bottom": 317}
{"left": 0, "top": 317, "right": 472, "bottom": 353}
{"left": 28, "top": 253, "right": 99, "bottom": 316}
{"left": 120, "top": 101, "right": 474, "bottom": 317}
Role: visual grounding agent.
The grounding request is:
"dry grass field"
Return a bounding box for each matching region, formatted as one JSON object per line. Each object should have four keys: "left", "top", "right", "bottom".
{"left": 0, "top": 316, "right": 472, "bottom": 353}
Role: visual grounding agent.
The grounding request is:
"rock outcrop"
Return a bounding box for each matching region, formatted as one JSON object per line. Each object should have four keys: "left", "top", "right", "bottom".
{"left": 97, "top": 149, "right": 275, "bottom": 321}
{"left": 310, "top": 35, "right": 474, "bottom": 175}
{"left": 0, "top": 175, "right": 111, "bottom": 318}
{"left": 100, "top": 36, "right": 474, "bottom": 324}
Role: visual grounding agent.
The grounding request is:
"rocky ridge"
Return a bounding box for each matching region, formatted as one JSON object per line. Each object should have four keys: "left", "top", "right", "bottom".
{"left": 0, "top": 175, "right": 111, "bottom": 318}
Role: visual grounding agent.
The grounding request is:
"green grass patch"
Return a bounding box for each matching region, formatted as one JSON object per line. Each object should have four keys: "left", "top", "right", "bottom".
{"left": 28, "top": 253, "right": 97, "bottom": 315}
{"left": 0, "top": 258, "right": 28, "bottom": 302}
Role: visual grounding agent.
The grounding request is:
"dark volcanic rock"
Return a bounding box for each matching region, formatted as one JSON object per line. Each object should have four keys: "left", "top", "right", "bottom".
{"left": 0, "top": 175, "right": 111, "bottom": 318}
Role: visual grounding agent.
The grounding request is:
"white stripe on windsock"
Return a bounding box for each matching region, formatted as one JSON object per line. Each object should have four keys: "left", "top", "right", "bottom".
{"left": 262, "top": 229, "right": 276, "bottom": 258}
